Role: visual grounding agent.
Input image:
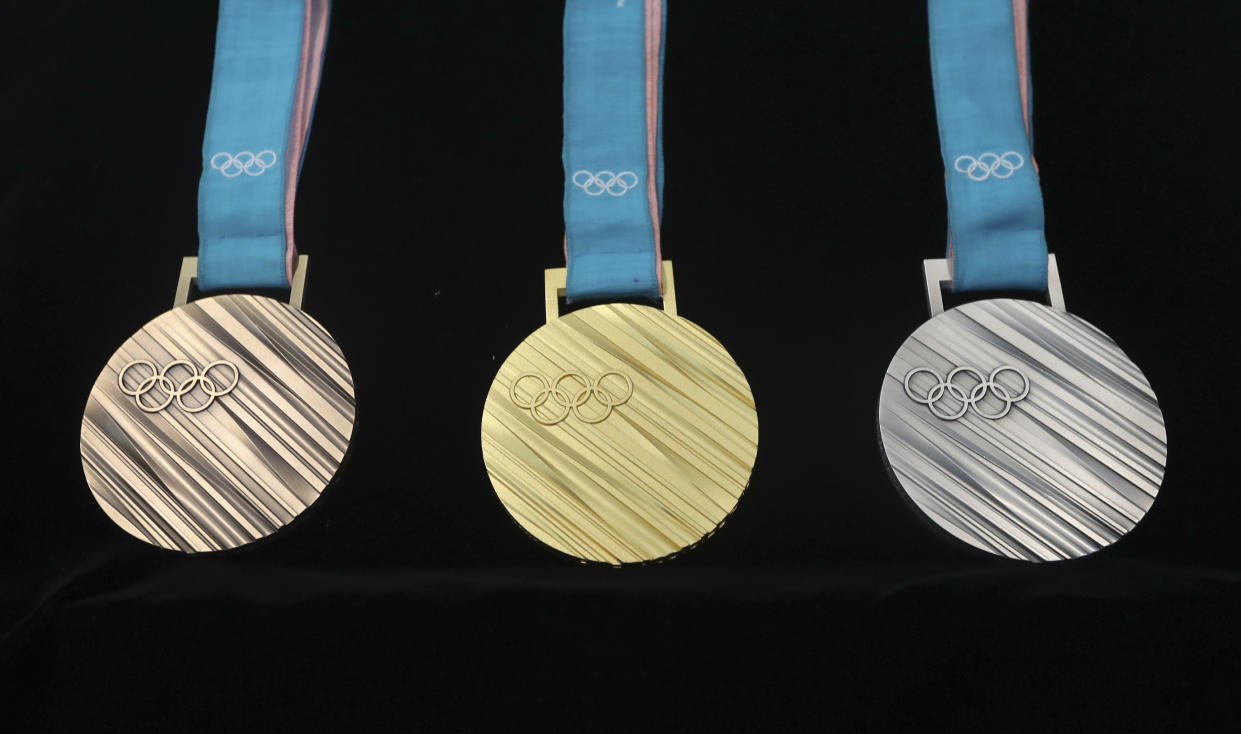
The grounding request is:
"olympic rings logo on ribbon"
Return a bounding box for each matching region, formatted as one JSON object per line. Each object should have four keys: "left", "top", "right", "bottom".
{"left": 953, "top": 152, "right": 1024, "bottom": 181}
{"left": 118, "top": 360, "right": 240, "bottom": 414}
{"left": 572, "top": 170, "right": 639, "bottom": 197}
{"left": 510, "top": 371, "right": 634, "bottom": 425}
{"left": 210, "top": 150, "right": 278, "bottom": 178}
{"left": 903, "top": 365, "right": 1030, "bottom": 421}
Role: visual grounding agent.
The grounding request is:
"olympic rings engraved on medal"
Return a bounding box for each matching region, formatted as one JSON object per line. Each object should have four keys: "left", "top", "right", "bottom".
{"left": 210, "top": 150, "right": 278, "bottom": 178}
{"left": 953, "top": 151, "right": 1025, "bottom": 181}
{"left": 903, "top": 365, "right": 1030, "bottom": 421}
{"left": 118, "top": 359, "right": 240, "bottom": 414}
{"left": 509, "top": 370, "right": 634, "bottom": 425}
{"left": 572, "top": 170, "right": 639, "bottom": 197}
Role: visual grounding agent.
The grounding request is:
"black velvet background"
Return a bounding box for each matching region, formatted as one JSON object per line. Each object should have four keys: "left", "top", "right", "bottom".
{"left": 3, "top": 1, "right": 1241, "bottom": 731}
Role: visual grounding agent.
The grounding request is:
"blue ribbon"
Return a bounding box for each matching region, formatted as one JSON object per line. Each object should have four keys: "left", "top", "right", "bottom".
{"left": 563, "top": 0, "right": 665, "bottom": 303}
{"left": 929, "top": 0, "right": 1047, "bottom": 292}
{"left": 197, "top": 0, "right": 329, "bottom": 291}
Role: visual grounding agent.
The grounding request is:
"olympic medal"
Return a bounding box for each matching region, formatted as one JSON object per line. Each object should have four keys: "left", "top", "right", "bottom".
{"left": 481, "top": 303, "right": 759, "bottom": 565}
{"left": 877, "top": 298, "right": 1166, "bottom": 561}
{"left": 80, "top": 294, "right": 356, "bottom": 552}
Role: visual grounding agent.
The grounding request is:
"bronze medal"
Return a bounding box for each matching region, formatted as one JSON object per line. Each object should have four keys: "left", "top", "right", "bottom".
{"left": 81, "top": 282, "right": 355, "bottom": 552}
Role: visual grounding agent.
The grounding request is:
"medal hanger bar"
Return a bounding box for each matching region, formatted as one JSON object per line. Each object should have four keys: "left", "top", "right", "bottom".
{"left": 174, "top": 254, "right": 309, "bottom": 310}
{"left": 544, "top": 260, "right": 678, "bottom": 324}
{"left": 922, "top": 254, "right": 1064, "bottom": 317}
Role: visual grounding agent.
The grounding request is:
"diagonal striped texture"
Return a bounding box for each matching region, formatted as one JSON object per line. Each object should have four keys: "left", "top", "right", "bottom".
{"left": 81, "top": 294, "right": 356, "bottom": 552}
{"left": 878, "top": 299, "right": 1166, "bottom": 561}
{"left": 481, "top": 304, "right": 758, "bottom": 565}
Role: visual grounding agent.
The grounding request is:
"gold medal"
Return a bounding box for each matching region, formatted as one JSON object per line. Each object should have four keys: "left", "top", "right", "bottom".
{"left": 481, "top": 263, "right": 758, "bottom": 565}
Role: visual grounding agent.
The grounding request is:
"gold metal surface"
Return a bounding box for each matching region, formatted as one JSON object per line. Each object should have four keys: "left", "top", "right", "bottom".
{"left": 482, "top": 275, "right": 758, "bottom": 565}
{"left": 81, "top": 294, "right": 356, "bottom": 552}
{"left": 175, "top": 254, "right": 309, "bottom": 309}
{"left": 545, "top": 260, "right": 677, "bottom": 322}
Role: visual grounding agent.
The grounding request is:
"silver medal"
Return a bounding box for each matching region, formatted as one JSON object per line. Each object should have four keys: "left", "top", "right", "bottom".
{"left": 877, "top": 259, "right": 1167, "bottom": 561}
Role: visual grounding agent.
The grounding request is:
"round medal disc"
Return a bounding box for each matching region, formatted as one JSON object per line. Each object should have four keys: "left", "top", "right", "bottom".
{"left": 481, "top": 303, "right": 759, "bottom": 565}
{"left": 80, "top": 294, "right": 356, "bottom": 552}
{"left": 877, "top": 298, "right": 1166, "bottom": 561}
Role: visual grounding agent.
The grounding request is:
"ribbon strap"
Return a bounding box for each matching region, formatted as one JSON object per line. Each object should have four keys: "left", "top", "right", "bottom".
{"left": 197, "top": 0, "right": 329, "bottom": 291}
{"left": 929, "top": 0, "right": 1047, "bottom": 292}
{"left": 563, "top": 0, "right": 665, "bottom": 302}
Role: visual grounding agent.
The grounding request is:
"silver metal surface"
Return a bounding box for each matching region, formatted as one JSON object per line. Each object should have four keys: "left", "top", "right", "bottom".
{"left": 1047, "top": 254, "right": 1064, "bottom": 311}
{"left": 174, "top": 255, "right": 309, "bottom": 309}
{"left": 81, "top": 294, "right": 356, "bottom": 552}
{"left": 877, "top": 298, "right": 1166, "bottom": 561}
{"left": 923, "top": 255, "right": 1064, "bottom": 316}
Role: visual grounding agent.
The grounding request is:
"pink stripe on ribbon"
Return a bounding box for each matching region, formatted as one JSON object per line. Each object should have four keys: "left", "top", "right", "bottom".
{"left": 283, "top": 0, "right": 329, "bottom": 285}
{"left": 645, "top": 0, "right": 663, "bottom": 292}
{"left": 1012, "top": 0, "right": 1030, "bottom": 138}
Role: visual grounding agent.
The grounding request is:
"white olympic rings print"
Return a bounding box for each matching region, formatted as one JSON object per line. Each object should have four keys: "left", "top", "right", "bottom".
{"left": 118, "top": 359, "right": 240, "bottom": 414}
{"left": 210, "top": 150, "right": 278, "bottom": 178}
{"left": 510, "top": 370, "right": 633, "bottom": 425}
{"left": 903, "top": 365, "right": 1030, "bottom": 421}
{"left": 953, "top": 151, "right": 1024, "bottom": 181}
{"left": 572, "top": 170, "right": 639, "bottom": 197}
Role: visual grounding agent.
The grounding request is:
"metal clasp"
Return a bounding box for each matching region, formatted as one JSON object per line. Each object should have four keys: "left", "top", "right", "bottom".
{"left": 174, "top": 254, "right": 309, "bottom": 309}
{"left": 923, "top": 254, "right": 1064, "bottom": 316}
{"left": 544, "top": 260, "right": 677, "bottom": 323}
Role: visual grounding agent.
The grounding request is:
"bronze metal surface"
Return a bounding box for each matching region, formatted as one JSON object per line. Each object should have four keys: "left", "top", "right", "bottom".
{"left": 481, "top": 281, "right": 758, "bottom": 565}
{"left": 174, "top": 254, "right": 309, "bottom": 309}
{"left": 80, "top": 294, "right": 356, "bottom": 552}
